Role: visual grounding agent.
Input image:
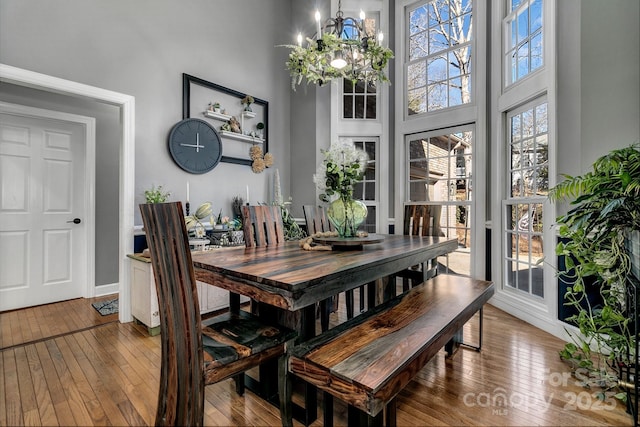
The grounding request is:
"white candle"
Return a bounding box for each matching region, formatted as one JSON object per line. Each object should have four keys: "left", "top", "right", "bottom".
{"left": 246, "top": 185, "right": 249, "bottom": 205}
{"left": 315, "top": 10, "right": 321, "bottom": 37}
{"left": 186, "top": 181, "right": 190, "bottom": 203}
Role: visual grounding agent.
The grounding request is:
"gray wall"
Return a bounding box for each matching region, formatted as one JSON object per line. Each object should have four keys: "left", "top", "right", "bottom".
{"left": 557, "top": 0, "right": 639, "bottom": 179}
{"left": 0, "top": 0, "right": 294, "bottom": 286}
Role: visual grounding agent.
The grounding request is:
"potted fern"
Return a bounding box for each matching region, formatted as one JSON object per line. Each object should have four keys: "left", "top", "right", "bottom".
{"left": 549, "top": 144, "right": 640, "bottom": 404}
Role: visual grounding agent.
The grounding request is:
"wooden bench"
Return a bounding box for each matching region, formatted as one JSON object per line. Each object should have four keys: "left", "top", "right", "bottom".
{"left": 281, "top": 274, "right": 494, "bottom": 427}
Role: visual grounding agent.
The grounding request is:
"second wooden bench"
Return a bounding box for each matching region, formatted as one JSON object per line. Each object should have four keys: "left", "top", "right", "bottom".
{"left": 281, "top": 274, "right": 494, "bottom": 426}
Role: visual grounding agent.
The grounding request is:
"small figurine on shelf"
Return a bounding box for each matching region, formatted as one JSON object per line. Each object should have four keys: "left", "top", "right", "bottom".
{"left": 229, "top": 116, "right": 242, "bottom": 133}
{"left": 241, "top": 95, "right": 254, "bottom": 112}
{"left": 220, "top": 122, "right": 231, "bottom": 132}
{"left": 212, "top": 102, "right": 221, "bottom": 113}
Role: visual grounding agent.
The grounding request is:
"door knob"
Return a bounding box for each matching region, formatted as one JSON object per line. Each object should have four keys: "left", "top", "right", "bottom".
{"left": 67, "top": 218, "right": 82, "bottom": 224}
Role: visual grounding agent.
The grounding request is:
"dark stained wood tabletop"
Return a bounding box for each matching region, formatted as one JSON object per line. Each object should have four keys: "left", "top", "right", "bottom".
{"left": 192, "top": 235, "right": 458, "bottom": 311}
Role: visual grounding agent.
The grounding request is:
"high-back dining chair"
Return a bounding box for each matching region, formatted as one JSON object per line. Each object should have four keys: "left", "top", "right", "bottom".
{"left": 400, "top": 204, "right": 483, "bottom": 351}
{"left": 140, "top": 202, "right": 296, "bottom": 426}
{"left": 302, "top": 205, "right": 343, "bottom": 331}
{"left": 241, "top": 204, "right": 285, "bottom": 247}
{"left": 399, "top": 204, "right": 444, "bottom": 290}
{"left": 302, "top": 204, "right": 367, "bottom": 321}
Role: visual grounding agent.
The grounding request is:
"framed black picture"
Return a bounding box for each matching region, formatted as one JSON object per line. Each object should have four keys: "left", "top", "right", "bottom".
{"left": 182, "top": 73, "right": 268, "bottom": 166}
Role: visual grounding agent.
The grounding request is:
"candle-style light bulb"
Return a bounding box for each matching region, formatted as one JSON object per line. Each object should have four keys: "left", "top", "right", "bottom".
{"left": 297, "top": 32, "right": 303, "bottom": 46}
{"left": 315, "top": 10, "right": 321, "bottom": 37}
{"left": 360, "top": 10, "right": 365, "bottom": 21}
{"left": 378, "top": 31, "right": 384, "bottom": 45}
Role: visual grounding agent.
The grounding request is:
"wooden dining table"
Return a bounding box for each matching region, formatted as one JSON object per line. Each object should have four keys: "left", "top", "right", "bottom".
{"left": 191, "top": 233, "right": 458, "bottom": 423}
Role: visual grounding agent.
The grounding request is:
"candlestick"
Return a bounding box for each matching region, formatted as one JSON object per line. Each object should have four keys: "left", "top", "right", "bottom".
{"left": 246, "top": 185, "right": 250, "bottom": 205}
{"left": 185, "top": 202, "right": 190, "bottom": 216}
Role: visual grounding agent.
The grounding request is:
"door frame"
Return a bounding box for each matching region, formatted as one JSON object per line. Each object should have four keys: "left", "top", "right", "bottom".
{"left": 0, "top": 63, "right": 136, "bottom": 323}
{"left": 0, "top": 101, "right": 96, "bottom": 303}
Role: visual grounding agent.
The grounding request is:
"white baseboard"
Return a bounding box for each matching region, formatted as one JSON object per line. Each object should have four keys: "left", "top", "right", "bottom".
{"left": 94, "top": 283, "right": 119, "bottom": 298}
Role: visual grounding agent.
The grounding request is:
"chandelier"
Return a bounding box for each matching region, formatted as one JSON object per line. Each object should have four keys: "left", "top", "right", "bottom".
{"left": 284, "top": 0, "right": 394, "bottom": 89}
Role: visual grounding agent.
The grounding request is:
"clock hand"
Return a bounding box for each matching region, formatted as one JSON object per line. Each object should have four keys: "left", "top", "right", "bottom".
{"left": 180, "top": 132, "right": 205, "bottom": 152}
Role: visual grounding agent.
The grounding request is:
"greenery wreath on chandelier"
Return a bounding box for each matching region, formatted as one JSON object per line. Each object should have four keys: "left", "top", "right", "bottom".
{"left": 283, "top": 33, "right": 394, "bottom": 89}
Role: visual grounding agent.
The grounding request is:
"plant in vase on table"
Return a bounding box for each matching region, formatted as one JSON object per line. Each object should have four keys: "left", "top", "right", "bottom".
{"left": 313, "top": 140, "right": 368, "bottom": 238}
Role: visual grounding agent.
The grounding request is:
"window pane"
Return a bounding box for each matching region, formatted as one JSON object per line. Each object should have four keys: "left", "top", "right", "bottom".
{"left": 530, "top": 0, "right": 542, "bottom": 32}
{"left": 517, "top": 8, "right": 529, "bottom": 44}
{"left": 409, "top": 160, "right": 429, "bottom": 180}
{"left": 365, "top": 96, "right": 376, "bottom": 119}
{"left": 343, "top": 96, "right": 353, "bottom": 118}
{"left": 408, "top": 87, "right": 427, "bottom": 115}
{"left": 531, "top": 32, "right": 543, "bottom": 71}
{"left": 344, "top": 79, "right": 354, "bottom": 93}
{"left": 409, "top": 139, "right": 428, "bottom": 159}
{"left": 355, "top": 96, "right": 364, "bottom": 118}
{"left": 428, "top": 82, "right": 448, "bottom": 110}
{"left": 410, "top": 32, "right": 429, "bottom": 60}
{"left": 427, "top": 55, "right": 447, "bottom": 83}
{"left": 408, "top": 62, "right": 426, "bottom": 89}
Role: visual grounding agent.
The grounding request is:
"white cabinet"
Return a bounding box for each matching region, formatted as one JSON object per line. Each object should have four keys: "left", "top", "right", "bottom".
{"left": 128, "top": 254, "right": 245, "bottom": 336}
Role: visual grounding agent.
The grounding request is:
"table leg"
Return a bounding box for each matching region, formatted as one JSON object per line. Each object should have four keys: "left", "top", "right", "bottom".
{"left": 300, "top": 304, "right": 318, "bottom": 423}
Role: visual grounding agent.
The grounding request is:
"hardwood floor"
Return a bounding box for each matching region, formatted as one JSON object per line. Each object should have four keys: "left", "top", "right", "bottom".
{"left": 0, "top": 293, "right": 636, "bottom": 426}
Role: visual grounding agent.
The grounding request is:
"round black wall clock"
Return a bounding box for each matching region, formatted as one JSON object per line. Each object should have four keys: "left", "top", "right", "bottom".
{"left": 168, "top": 118, "right": 222, "bottom": 174}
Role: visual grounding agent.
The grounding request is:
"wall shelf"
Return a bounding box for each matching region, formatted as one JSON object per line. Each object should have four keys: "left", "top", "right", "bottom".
{"left": 183, "top": 73, "right": 269, "bottom": 167}
{"left": 203, "top": 110, "right": 231, "bottom": 121}
{"left": 219, "top": 130, "right": 264, "bottom": 144}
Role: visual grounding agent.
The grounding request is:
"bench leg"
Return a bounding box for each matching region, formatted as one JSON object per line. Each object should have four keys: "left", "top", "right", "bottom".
{"left": 279, "top": 353, "right": 293, "bottom": 427}
{"left": 446, "top": 308, "right": 484, "bottom": 356}
{"left": 347, "top": 405, "right": 382, "bottom": 427}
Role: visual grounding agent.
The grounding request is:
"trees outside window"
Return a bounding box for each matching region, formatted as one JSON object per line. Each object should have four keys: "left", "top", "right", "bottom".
{"left": 406, "top": 0, "right": 473, "bottom": 115}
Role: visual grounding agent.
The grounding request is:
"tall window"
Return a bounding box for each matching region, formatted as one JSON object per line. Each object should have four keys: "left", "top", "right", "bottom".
{"left": 406, "top": 0, "right": 473, "bottom": 115}
{"left": 503, "top": 100, "right": 548, "bottom": 298}
{"left": 343, "top": 80, "right": 377, "bottom": 119}
{"left": 343, "top": 12, "right": 380, "bottom": 120}
{"left": 406, "top": 129, "right": 473, "bottom": 275}
{"left": 504, "top": 0, "right": 543, "bottom": 85}
{"left": 352, "top": 138, "right": 378, "bottom": 233}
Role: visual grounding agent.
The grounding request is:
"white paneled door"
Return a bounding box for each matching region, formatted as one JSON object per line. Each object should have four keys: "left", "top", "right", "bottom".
{"left": 0, "top": 105, "right": 94, "bottom": 311}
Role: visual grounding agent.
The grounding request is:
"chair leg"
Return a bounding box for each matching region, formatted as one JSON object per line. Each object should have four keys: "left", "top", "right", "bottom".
{"left": 359, "top": 285, "right": 365, "bottom": 312}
